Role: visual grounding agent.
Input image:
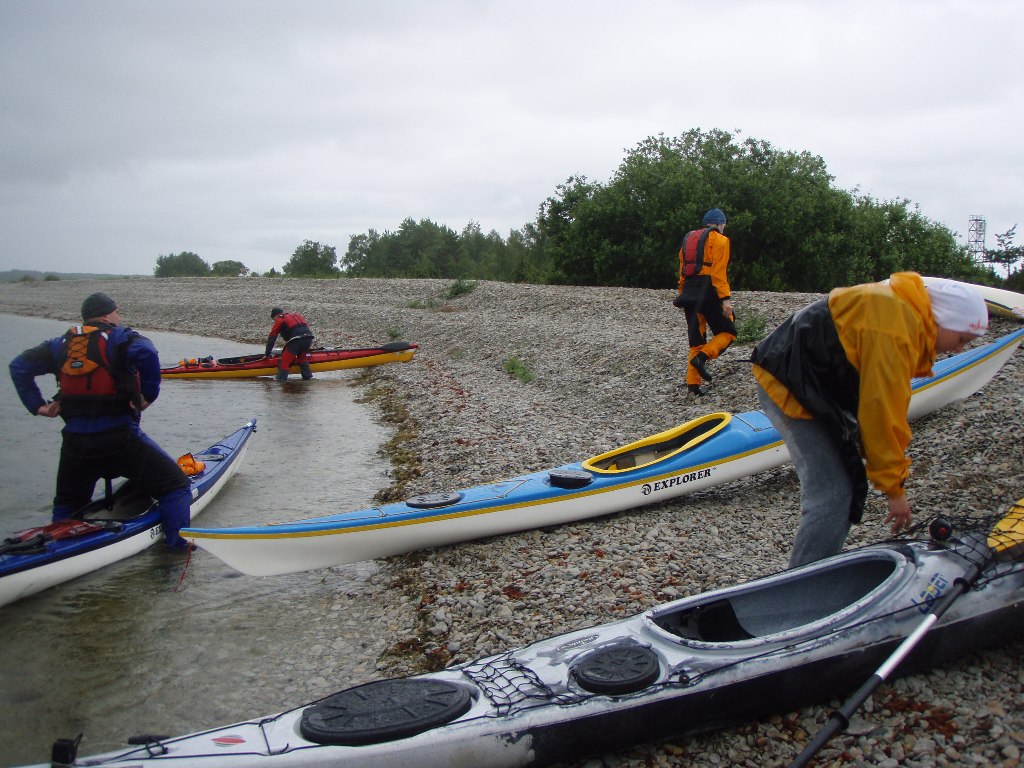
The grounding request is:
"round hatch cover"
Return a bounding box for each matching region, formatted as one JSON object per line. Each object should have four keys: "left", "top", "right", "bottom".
{"left": 300, "top": 678, "right": 473, "bottom": 745}
{"left": 548, "top": 469, "right": 594, "bottom": 489}
{"left": 405, "top": 492, "right": 464, "bottom": 509}
{"left": 571, "top": 645, "right": 660, "bottom": 694}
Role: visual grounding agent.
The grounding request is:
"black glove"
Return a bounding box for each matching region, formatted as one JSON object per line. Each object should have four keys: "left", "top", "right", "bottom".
{"left": 672, "top": 293, "right": 685, "bottom": 308}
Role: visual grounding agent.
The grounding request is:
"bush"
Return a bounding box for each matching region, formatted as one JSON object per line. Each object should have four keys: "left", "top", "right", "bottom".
{"left": 735, "top": 310, "right": 769, "bottom": 344}
{"left": 503, "top": 356, "right": 535, "bottom": 384}
{"left": 445, "top": 279, "right": 478, "bottom": 299}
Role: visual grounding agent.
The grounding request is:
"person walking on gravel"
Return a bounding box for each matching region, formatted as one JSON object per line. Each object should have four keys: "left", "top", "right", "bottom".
{"left": 673, "top": 207, "right": 736, "bottom": 396}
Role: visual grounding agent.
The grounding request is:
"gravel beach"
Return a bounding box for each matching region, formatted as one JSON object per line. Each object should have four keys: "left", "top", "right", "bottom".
{"left": 2, "top": 276, "right": 1022, "bottom": 768}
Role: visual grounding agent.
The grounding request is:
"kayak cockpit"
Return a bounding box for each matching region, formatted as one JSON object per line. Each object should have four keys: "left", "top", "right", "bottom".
{"left": 583, "top": 413, "right": 731, "bottom": 474}
{"left": 83, "top": 494, "right": 154, "bottom": 523}
{"left": 648, "top": 550, "right": 909, "bottom": 645}
{"left": 80, "top": 481, "right": 154, "bottom": 523}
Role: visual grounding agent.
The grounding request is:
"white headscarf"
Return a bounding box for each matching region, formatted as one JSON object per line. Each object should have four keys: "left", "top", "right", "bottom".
{"left": 925, "top": 279, "right": 988, "bottom": 336}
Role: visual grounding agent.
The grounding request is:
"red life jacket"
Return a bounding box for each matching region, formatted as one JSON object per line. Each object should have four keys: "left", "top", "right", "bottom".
{"left": 58, "top": 324, "right": 139, "bottom": 418}
{"left": 278, "top": 312, "right": 312, "bottom": 340}
{"left": 680, "top": 227, "right": 714, "bottom": 278}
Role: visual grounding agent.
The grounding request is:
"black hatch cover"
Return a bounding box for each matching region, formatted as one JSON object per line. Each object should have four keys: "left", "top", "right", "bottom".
{"left": 300, "top": 678, "right": 473, "bottom": 745}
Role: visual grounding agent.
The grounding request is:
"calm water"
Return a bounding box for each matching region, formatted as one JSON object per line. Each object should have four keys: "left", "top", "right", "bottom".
{"left": 0, "top": 315, "right": 393, "bottom": 766}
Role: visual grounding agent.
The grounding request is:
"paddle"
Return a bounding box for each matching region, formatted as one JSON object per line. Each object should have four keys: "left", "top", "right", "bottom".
{"left": 789, "top": 500, "right": 1024, "bottom": 768}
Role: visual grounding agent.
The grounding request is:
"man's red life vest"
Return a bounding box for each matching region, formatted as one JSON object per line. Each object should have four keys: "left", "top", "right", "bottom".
{"left": 278, "top": 312, "right": 309, "bottom": 336}
{"left": 680, "top": 226, "right": 714, "bottom": 278}
{"left": 58, "top": 325, "right": 139, "bottom": 418}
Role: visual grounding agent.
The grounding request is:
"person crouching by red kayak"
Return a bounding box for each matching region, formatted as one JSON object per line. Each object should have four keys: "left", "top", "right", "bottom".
{"left": 265, "top": 307, "right": 315, "bottom": 381}
{"left": 8, "top": 292, "right": 194, "bottom": 551}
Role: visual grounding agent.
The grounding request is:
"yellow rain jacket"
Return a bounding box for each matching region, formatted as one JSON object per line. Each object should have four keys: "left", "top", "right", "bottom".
{"left": 752, "top": 272, "right": 937, "bottom": 501}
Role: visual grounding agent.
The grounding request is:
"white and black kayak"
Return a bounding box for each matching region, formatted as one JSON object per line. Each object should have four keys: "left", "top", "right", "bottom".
{"left": 0, "top": 420, "right": 257, "bottom": 608}
{"left": 29, "top": 502, "right": 1024, "bottom": 768}
{"left": 183, "top": 329, "right": 1024, "bottom": 576}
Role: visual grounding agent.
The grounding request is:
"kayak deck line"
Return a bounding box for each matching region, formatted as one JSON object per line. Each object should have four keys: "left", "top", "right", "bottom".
{"left": 913, "top": 334, "right": 1020, "bottom": 391}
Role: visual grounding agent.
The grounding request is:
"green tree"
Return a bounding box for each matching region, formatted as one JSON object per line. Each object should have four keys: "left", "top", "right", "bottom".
{"left": 210, "top": 260, "right": 249, "bottom": 276}
{"left": 535, "top": 129, "right": 978, "bottom": 292}
{"left": 535, "top": 176, "right": 601, "bottom": 285}
{"left": 283, "top": 240, "right": 340, "bottom": 277}
{"left": 342, "top": 219, "right": 461, "bottom": 278}
{"left": 506, "top": 223, "right": 551, "bottom": 283}
{"left": 154, "top": 251, "right": 210, "bottom": 277}
{"left": 342, "top": 219, "right": 550, "bottom": 282}
{"left": 986, "top": 225, "right": 1023, "bottom": 278}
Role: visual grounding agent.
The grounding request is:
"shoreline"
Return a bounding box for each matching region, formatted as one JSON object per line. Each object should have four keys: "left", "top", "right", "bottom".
{"left": 2, "top": 277, "right": 1022, "bottom": 767}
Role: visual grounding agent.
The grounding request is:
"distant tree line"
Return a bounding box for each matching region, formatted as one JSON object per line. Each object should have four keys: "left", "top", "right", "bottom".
{"left": 154, "top": 129, "right": 1017, "bottom": 292}
{"left": 154, "top": 252, "right": 251, "bottom": 278}
{"left": 342, "top": 220, "right": 548, "bottom": 283}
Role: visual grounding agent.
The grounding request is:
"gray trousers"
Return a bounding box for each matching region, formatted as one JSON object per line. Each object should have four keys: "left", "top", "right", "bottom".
{"left": 756, "top": 385, "right": 853, "bottom": 567}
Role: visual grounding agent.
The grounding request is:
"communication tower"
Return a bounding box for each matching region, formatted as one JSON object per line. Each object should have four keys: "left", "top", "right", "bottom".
{"left": 967, "top": 215, "right": 986, "bottom": 264}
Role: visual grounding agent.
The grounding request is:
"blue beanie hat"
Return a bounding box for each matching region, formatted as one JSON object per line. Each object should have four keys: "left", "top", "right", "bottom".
{"left": 702, "top": 208, "right": 726, "bottom": 226}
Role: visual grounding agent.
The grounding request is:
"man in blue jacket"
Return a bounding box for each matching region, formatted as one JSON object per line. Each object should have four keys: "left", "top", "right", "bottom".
{"left": 9, "top": 292, "right": 193, "bottom": 550}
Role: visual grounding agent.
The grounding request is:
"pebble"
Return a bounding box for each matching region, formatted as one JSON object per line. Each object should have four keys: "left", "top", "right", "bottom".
{"left": 1, "top": 276, "right": 1022, "bottom": 767}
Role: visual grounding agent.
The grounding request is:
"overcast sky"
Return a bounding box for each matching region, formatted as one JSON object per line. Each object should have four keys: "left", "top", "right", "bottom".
{"left": 1, "top": 0, "right": 1021, "bottom": 276}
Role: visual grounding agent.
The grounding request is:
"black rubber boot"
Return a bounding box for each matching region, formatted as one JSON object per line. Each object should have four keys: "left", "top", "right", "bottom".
{"left": 299, "top": 363, "right": 313, "bottom": 380}
{"left": 690, "top": 352, "right": 713, "bottom": 383}
{"left": 276, "top": 368, "right": 289, "bottom": 382}
{"left": 687, "top": 384, "right": 704, "bottom": 397}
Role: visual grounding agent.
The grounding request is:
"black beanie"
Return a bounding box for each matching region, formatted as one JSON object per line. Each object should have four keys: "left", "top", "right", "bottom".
{"left": 81, "top": 292, "right": 117, "bottom": 320}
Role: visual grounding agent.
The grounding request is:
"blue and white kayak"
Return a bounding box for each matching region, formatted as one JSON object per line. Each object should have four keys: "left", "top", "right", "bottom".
{"left": 184, "top": 330, "right": 1024, "bottom": 577}
{"left": 0, "top": 420, "right": 257, "bottom": 608}
{"left": 26, "top": 502, "right": 1024, "bottom": 768}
